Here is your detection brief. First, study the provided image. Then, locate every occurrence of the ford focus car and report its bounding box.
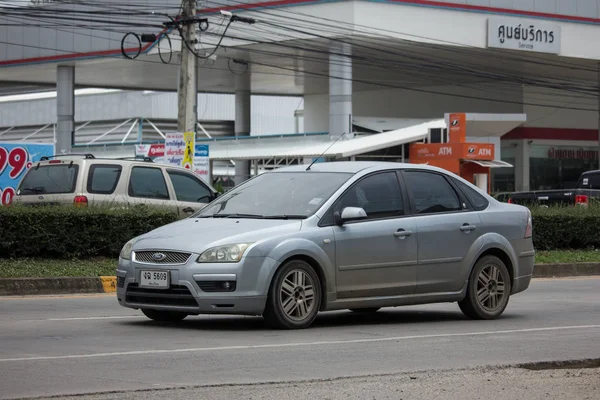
[116,161,535,329]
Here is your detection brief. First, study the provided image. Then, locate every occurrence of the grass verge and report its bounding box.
[534,250,600,265]
[1,250,600,279]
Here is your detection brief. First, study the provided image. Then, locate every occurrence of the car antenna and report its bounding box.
[306,131,348,171]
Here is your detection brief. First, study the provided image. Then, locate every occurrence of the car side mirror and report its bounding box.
[334,207,367,226]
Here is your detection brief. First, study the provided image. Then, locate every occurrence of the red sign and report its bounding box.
[548,147,598,160]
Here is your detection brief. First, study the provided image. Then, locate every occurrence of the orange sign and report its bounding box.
[409,143,494,161]
[448,113,466,143]
[462,143,494,160]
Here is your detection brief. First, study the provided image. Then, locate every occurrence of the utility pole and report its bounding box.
[177,0,197,134]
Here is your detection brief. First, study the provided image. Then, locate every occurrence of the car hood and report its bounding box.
[132,217,303,254]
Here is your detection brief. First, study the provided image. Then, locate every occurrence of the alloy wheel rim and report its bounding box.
[476,264,506,312]
[279,269,316,321]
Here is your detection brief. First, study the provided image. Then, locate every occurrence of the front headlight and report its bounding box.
[197,243,252,263]
[119,238,136,260]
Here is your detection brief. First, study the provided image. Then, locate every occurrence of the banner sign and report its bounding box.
[164,132,185,167]
[0,142,55,206]
[135,143,165,164]
[194,144,210,183]
[164,132,195,170]
[182,131,195,170]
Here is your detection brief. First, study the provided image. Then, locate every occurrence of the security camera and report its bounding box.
[220,10,233,17]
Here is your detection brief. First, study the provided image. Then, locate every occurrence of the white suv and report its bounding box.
[14,154,218,218]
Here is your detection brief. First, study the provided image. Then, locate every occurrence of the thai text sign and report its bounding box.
[194,144,210,183]
[487,18,560,54]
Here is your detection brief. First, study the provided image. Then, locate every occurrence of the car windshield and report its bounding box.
[196,171,352,218]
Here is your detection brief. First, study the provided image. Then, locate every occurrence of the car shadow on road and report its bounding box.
[120,308,524,331]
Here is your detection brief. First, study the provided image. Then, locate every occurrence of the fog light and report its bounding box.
[223,282,231,290]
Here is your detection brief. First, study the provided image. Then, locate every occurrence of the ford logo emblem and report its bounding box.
[152,252,167,261]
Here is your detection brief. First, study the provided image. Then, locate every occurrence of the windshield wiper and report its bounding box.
[20,187,45,194]
[211,213,266,219]
[263,215,306,220]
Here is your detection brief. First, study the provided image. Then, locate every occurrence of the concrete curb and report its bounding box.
[0,264,598,296]
[0,276,116,296]
[533,262,600,278]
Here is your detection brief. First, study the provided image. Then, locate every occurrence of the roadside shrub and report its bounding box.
[0,205,178,259]
[530,204,600,251]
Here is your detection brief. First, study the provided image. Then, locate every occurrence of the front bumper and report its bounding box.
[116,254,277,316]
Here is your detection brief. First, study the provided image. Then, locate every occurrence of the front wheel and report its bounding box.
[141,309,188,322]
[263,260,322,329]
[458,255,512,320]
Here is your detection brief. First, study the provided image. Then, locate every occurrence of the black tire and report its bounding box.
[349,307,381,313]
[458,255,512,320]
[263,259,322,329]
[141,309,188,322]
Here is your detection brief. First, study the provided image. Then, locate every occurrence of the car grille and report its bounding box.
[125,283,198,308]
[134,251,191,265]
[117,276,125,288]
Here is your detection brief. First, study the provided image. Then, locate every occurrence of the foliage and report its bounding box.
[530,204,600,251]
[0,257,116,278]
[0,205,178,259]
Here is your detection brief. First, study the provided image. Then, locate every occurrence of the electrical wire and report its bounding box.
[0,0,598,112]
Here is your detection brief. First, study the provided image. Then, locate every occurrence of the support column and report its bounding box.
[329,42,352,141]
[234,72,251,185]
[176,0,197,135]
[515,140,530,192]
[56,65,75,154]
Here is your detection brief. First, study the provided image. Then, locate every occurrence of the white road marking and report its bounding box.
[43,315,143,321]
[1,324,599,363]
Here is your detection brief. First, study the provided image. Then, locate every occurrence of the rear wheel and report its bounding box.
[263,260,322,329]
[141,309,188,322]
[458,255,511,320]
[349,307,381,313]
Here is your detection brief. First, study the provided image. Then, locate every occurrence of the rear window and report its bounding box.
[18,165,78,195]
[578,173,600,189]
[87,164,122,194]
[453,179,489,210]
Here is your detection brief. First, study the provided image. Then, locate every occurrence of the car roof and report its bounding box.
[581,170,600,176]
[272,161,445,175]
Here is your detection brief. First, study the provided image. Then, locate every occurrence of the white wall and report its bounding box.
[523,86,599,129]
[304,84,524,132]
[0,91,302,136]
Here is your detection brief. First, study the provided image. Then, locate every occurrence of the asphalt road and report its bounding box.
[1,277,599,400]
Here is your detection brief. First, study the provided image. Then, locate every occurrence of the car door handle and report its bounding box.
[394,229,412,238]
[460,224,476,232]
[183,207,194,213]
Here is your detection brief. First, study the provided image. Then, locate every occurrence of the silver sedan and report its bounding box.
[116,161,535,329]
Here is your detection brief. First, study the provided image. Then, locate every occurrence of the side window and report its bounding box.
[87,164,122,195]
[403,171,461,214]
[335,172,404,219]
[167,171,212,203]
[128,167,170,200]
[453,179,489,211]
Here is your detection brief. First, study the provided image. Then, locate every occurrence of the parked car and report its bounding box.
[13,154,218,218]
[116,161,535,329]
[508,170,600,207]
[493,192,513,203]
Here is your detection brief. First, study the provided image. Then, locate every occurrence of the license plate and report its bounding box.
[139,270,169,289]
